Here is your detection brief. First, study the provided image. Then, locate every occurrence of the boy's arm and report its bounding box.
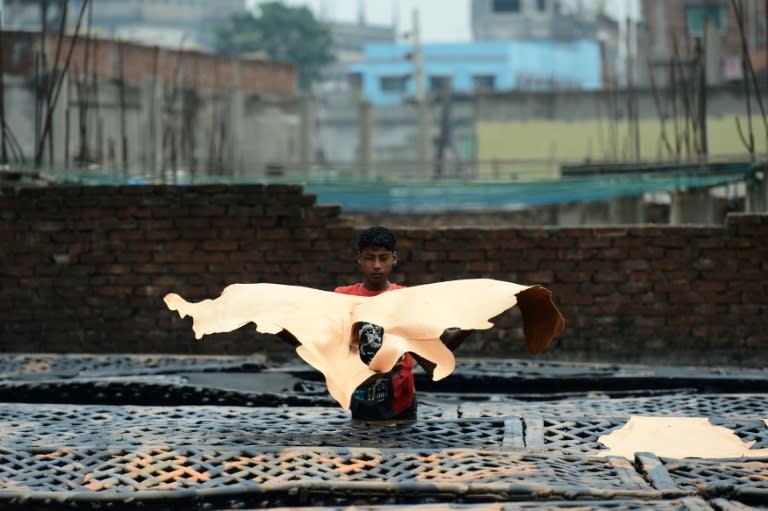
[412,328,473,377]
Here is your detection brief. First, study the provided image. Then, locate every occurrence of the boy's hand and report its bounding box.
[440,328,473,352]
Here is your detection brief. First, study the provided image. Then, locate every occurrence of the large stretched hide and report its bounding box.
[164,279,564,409]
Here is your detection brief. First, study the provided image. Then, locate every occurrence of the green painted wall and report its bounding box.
[477,115,767,179]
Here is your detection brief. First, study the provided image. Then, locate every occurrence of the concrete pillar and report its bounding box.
[555,203,583,226]
[746,173,768,212]
[609,195,643,224]
[670,191,684,224]
[417,99,432,179]
[749,0,759,52]
[228,85,244,177]
[228,57,244,177]
[634,23,650,88]
[762,175,768,213]
[358,100,373,179]
[299,93,315,177]
[653,1,668,61]
[50,68,68,167]
[581,201,612,225]
[669,188,718,224]
[556,201,612,226]
[142,76,162,180]
[704,16,722,86]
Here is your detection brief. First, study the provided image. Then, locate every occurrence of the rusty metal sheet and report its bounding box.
[663,457,768,496]
[524,416,624,455]
[637,452,768,505]
[452,359,768,381]
[0,403,515,450]
[263,497,720,510]
[709,498,768,510]
[1,354,766,510]
[461,394,768,420]
[0,446,659,505]
[530,416,768,456]
[0,353,266,380]
[709,418,768,449]
[266,358,768,395]
[1,403,765,456]
[0,379,336,407]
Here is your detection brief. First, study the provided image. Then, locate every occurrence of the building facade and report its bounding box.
[1,0,245,50]
[469,0,619,88]
[475,86,766,179]
[471,0,598,41]
[316,20,396,95]
[642,0,767,84]
[1,30,303,179]
[348,40,602,106]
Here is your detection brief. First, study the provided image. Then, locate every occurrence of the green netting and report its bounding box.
[10,161,756,213]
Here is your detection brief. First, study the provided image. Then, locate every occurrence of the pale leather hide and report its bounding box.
[598,416,768,459]
[164,278,564,409]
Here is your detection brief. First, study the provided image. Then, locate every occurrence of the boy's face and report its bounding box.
[357,246,397,290]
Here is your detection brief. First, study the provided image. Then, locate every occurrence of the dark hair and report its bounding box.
[358,226,396,252]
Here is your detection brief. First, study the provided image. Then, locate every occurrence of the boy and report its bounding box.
[336,226,471,420]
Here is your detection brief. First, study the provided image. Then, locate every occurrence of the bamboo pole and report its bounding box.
[34,0,89,167]
[0,10,7,164]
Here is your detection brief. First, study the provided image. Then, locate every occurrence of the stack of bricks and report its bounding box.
[0,184,765,366]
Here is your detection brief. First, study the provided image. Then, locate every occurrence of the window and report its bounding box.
[536,0,547,11]
[380,75,408,93]
[686,5,726,36]
[429,75,452,93]
[493,0,520,13]
[472,75,496,91]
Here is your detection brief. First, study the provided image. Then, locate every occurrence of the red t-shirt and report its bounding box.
[334,282,416,418]
[334,282,406,296]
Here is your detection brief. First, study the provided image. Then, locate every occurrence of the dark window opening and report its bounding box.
[472,75,496,91]
[686,5,726,36]
[493,0,521,13]
[429,76,452,93]
[380,75,408,93]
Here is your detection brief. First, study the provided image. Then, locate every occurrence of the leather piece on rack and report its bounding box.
[598,416,768,458]
[164,279,564,409]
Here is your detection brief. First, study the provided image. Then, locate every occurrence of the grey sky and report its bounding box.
[248,0,641,42]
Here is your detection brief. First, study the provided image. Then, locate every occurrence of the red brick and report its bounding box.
[595,248,626,259]
[653,260,684,271]
[132,263,166,274]
[500,239,532,250]
[519,271,554,283]
[557,294,594,305]
[449,250,484,261]
[654,282,691,293]
[109,230,144,242]
[466,261,501,273]
[577,238,612,248]
[576,261,615,271]
[692,281,728,292]
[593,227,628,238]
[174,264,207,274]
[202,241,239,252]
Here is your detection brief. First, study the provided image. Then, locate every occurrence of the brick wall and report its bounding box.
[1,185,766,366]
[1,30,296,96]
